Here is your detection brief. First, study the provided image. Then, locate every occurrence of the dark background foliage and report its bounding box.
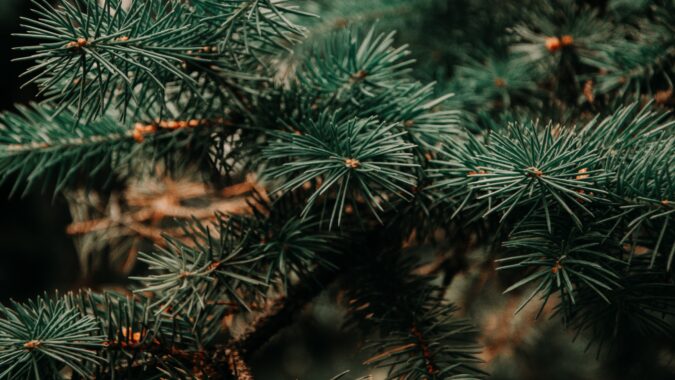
[0,0,79,303]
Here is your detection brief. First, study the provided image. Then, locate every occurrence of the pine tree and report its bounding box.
[0,0,673,379]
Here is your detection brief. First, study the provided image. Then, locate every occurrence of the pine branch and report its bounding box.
[450,52,544,114]
[511,0,616,66]
[2,0,675,377]
[0,294,104,379]
[16,0,309,120]
[431,119,608,229]
[225,262,343,360]
[342,250,486,379]
[227,194,342,290]
[362,303,485,380]
[130,213,269,318]
[497,215,625,316]
[0,103,226,197]
[561,258,675,354]
[582,1,675,103]
[264,112,418,228]
[296,27,414,104]
[427,101,674,349]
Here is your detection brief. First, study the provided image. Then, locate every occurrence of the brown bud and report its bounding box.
[345,158,360,169]
[551,261,562,274]
[23,340,41,350]
[526,167,543,177]
[583,80,594,103]
[655,88,673,105]
[351,70,367,81]
[545,37,561,52]
[132,129,144,143]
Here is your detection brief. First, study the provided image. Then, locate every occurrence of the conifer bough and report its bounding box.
[0,0,673,379]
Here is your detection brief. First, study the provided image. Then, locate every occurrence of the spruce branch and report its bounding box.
[224,262,343,361]
[18,0,207,120]
[561,259,675,354]
[0,294,104,379]
[267,25,460,161]
[427,133,492,224]
[342,250,486,379]
[432,120,607,229]
[189,0,311,50]
[577,102,675,269]
[450,53,544,113]
[582,1,675,103]
[582,36,675,102]
[131,214,268,318]
[2,0,674,377]
[65,291,202,378]
[228,194,342,290]
[296,27,415,105]
[497,216,625,316]
[16,0,310,120]
[0,104,223,197]
[353,82,461,148]
[511,0,615,65]
[428,101,673,349]
[362,303,485,380]
[264,112,418,228]
[608,138,674,269]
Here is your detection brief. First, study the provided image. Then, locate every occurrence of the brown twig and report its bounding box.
[229,264,343,360]
[410,323,438,375]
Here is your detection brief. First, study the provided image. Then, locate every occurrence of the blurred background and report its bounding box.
[0,0,80,303]
[0,1,674,379]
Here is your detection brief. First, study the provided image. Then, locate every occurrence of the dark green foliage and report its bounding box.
[16,0,307,121]
[65,291,205,378]
[577,103,675,268]
[133,195,343,322]
[264,112,417,227]
[0,294,103,379]
[363,302,485,379]
[562,261,675,352]
[451,53,543,112]
[132,214,268,316]
[430,120,607,228]
[0,290,224,379]
[1,0,674,378]
[498,216,625,314]
[0,104,131,196]
[512,0,615,65]
[298,27,413,103]
[18,0,209,120]
[467,121,605,227]
[0,103,218,197]
[582,0,675,102]
[429,100,674,354]
[232,196,341,288]
[342,250,486,379]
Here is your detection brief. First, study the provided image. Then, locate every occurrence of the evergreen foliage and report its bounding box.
[0,0,673,378]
